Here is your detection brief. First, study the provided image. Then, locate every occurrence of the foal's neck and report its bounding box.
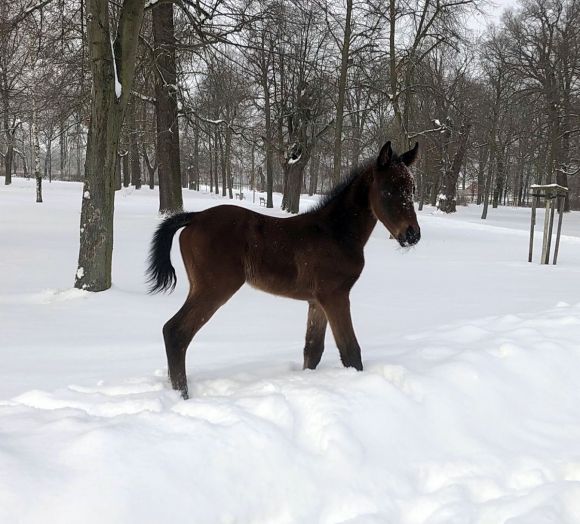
[317,171,377,249]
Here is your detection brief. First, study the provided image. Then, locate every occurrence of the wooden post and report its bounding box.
[541,197,551,264]
[553,195,565,265]
[545,196,556,264]
[528,195,537,262]
[529,184,567,264]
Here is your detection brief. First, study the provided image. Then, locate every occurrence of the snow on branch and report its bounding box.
[110,36,122,100]
[131,91,156,104]
[557,165,580,177]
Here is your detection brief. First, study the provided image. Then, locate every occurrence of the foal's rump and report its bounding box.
[147,205,256,294]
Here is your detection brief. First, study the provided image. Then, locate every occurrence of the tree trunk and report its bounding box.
[492,154,504,209]
[115,153,122,190]
[33,107,42,203]
[213,132,219,194]
[76,122,82,181]
[225,127,233,199]
[331,0,353,185]
[4,144,13,184]
[481,159,494,220]
[476,145,488,205]
[282,157,308,214]
[260,47,274,208]
[153,2,183,214]
[438,122,471,213]
[122,151,130,187]
[208,134,214,192]
[60,122,66,180]
[190,123,199,190]
[45,136,52,183]
[128,101,142,189]
[143,146,156,189]
[75,0,145,292]
[309,149,320,196]
[1,72,14,184]
[218,132,227,197]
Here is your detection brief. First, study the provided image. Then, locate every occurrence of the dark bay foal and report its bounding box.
[147,140,421,398]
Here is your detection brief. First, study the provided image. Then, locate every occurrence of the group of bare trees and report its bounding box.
[1,0,579,290]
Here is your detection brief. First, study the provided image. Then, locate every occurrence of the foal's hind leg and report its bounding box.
[303,302,328,370]
[164,280,242,398]
[319,293,363,371]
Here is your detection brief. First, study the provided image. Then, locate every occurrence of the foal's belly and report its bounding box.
[244,250,315,301]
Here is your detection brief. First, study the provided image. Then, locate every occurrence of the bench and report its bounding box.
[259,197,266,206]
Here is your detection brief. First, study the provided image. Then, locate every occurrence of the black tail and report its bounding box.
[147,212,196,294]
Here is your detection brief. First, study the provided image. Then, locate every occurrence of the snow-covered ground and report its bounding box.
[1,177,580,524]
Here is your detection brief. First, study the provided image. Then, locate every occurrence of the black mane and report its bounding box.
[304,159,374,215]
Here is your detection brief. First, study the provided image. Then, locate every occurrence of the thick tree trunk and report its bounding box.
[74,0,145,292]
[153,2,183,214]
[4,144,13,184]
[282,157,308,214]
[438,122,471,213]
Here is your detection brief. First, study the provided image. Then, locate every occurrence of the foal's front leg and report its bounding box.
[303,302,328,370]
[319,293,363,371]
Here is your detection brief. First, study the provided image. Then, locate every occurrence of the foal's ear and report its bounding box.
[377,141,393,168]
[400,142,419,166]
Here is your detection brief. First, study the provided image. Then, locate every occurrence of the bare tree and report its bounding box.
[74,0,145,292]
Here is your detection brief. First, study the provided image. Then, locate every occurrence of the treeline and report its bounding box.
[1,0,579,289]
[3,0,579,212]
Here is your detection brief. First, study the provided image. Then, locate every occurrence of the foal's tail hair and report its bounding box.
[147,212,196,294]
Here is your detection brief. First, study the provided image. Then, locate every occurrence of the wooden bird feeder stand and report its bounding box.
[528,184,568,265]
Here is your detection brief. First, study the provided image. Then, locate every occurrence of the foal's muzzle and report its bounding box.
[398,226,421,247]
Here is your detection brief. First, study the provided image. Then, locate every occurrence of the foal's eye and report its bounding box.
[381,190,392,198]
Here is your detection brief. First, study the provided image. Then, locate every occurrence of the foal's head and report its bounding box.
[369,141,421,247]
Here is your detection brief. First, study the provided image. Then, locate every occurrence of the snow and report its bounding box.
[109,36,122,99]
[1,177,580,523]
[288,153,302,165]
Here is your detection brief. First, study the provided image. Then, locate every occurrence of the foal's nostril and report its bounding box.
[406,226,421,245]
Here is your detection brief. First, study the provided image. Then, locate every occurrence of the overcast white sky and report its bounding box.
[469,0,520,33]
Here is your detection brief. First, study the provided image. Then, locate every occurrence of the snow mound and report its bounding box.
[1,304,580,523]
